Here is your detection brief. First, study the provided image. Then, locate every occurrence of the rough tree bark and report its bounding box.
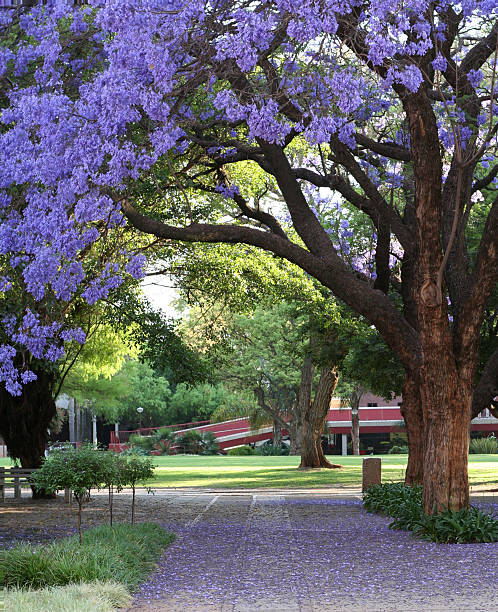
[400,370,424,485]
[287,406,303,455]
[405,92,473,512]
[0,366,57,498]
[272,419,282,446]
[299,363,342,469]
[349,387,363,456]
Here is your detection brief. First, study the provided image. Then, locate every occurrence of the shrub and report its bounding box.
[227,445,256,456]
[119,455,155,523]
[469,436,498,454]
[31,445,112,543]
[388,445,409,454]
[363,482,422,518]
[413,506,498,543]
[0,523,174,590]
[363,483,498,543]
[200,431,220,455]
[128,434,155,452]
[176,429,203,454]
[175,430,220,454]
[255,442,290,456]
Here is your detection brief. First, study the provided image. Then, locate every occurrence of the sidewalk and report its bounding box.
[129,493,498,612]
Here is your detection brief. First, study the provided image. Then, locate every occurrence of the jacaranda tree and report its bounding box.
[0,1,497,513]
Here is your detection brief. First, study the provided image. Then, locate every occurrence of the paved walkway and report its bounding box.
[129,493,498,612]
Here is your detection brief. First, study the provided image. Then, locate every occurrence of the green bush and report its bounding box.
[176,429,203,454]
[0,523,174,590]
[363,483,498,543]
[255,443,290,456]
[227,445,256,456]
[414,506,498,543]
[388,445,409,454]
[128,434,155,452]
[469,436,498,454]
[175,430,220,454]
[200,431,220,455]
[31,445,113,543]
[363,482,422,518]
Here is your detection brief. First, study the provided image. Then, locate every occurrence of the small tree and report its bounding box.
[31,445,109,543]
[120,455,155,524]
[101,451,125,526]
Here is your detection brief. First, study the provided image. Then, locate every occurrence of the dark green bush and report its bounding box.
[363,483,498,543]
[469,436,498,454]
[388,445,409,454]
[200,431,220,455]
[414,506,498,543]
[0,523,174,590]
[363,482,422,519]
[176,430,203,454]
[128,434,155,452]
[227,445,256,456]
[255,443,290,456]
[175,430,219,454]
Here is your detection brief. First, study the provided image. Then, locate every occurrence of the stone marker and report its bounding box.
[362,457,381,491]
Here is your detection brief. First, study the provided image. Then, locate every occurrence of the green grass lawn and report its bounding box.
[1,454,496,489]
[148,454,498,489]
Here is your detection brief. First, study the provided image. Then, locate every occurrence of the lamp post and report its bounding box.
[137,406,143,431]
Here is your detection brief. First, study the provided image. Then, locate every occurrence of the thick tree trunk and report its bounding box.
[404,93,474,513]
[421,377,471,513]
[0,367,57,499]
[299,366,342,469]
[400,371,424,485]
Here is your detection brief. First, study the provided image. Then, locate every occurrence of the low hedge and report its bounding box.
[0,523,174,590]
[363,483,498,543]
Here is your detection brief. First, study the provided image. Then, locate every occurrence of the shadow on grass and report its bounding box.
[150,466,406,488]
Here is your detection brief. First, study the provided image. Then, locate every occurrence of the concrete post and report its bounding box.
[341,433,348,456]
[362,457,382,491]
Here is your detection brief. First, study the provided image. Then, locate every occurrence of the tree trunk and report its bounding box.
[351,407,360,455]
[404,93,473,513]
[273,419,282,446]
[288,415,303,455]
[421,376,471,513]
[0,366,57,498]
[299,366,342,469]
[400,370,424,485]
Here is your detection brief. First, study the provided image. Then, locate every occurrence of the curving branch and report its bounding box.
[121,199,421,370]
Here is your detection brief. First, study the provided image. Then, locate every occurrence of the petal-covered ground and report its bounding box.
[131,494,498,612]
[2,491,497,611]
